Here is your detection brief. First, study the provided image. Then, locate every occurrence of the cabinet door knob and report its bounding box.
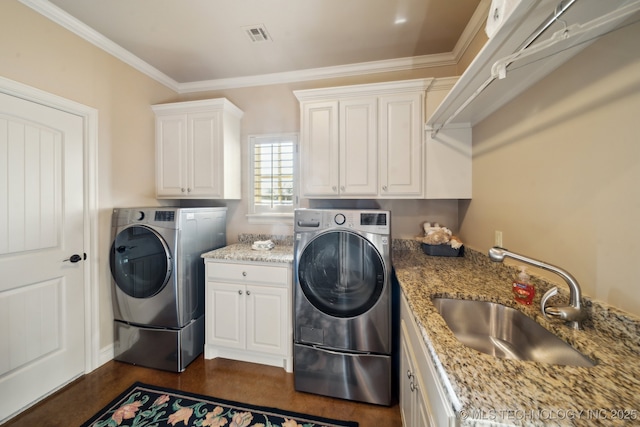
[332,186,337,192]
[187,188,191,193]
[242,271,247,277]
[382,185,388,191]
[181,188,186,193]
[410,381,418,392]
[340,185,345,191]
[238,290,243,295]
[246,290,251,296]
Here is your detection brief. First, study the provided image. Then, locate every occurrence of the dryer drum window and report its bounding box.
[298,231,385,318]
[110,225,172,298]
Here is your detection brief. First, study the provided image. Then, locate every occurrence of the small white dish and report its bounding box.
[252,244,274,251]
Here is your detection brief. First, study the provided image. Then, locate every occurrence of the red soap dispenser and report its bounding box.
[513,266,535,305]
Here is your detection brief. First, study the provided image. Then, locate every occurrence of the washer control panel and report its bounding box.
[295,209,390,234]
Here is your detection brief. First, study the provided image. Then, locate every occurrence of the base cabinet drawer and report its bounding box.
[206,261,289,285]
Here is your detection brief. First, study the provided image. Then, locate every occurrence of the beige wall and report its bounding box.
[459,21,640,317]
[457,25,488,74]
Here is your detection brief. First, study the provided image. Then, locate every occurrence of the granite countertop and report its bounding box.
[393,243,640,427]
[201,234,294,264]
[201,243,294,264]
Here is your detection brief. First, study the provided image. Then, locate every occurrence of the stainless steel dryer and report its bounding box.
[110,207,226,372]
[293,208,393,405]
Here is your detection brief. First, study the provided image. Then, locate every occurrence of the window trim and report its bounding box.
[247,133,298,225]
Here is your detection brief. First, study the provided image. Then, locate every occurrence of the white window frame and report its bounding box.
[247,133,298,224]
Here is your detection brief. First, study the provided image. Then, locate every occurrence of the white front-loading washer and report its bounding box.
[293,208,394,405]
[110,207,226,372]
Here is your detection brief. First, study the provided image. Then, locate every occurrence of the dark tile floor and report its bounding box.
[3,357,402,426]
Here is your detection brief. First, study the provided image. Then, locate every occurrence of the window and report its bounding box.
[248,133,297,223]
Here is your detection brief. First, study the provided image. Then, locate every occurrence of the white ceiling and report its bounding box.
[22,0,486,92]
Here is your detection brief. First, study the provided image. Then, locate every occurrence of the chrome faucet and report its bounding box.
[488,247,587,330]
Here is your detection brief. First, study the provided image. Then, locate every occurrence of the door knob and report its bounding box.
[64,254,84,263]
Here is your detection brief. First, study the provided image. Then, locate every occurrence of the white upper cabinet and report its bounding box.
[152,98,243,199]
[296,78,473,199]
[295,79,431,199]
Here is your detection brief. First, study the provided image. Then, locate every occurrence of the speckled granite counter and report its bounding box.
[201,243,293,264]
[393,242,640,426]
[202,234,294,264]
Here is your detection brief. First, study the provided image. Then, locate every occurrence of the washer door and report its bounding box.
[110,225,172,298]
[298,230,384,318]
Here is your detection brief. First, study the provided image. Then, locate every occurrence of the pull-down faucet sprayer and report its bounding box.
[488,247,586,330]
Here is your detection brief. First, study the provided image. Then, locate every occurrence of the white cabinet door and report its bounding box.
[401,320,433,427]
[400,324,417,426]
[339,98,378,196]
[188,111,222,197]
[206,282,245,350]
[300,101,339,196]
[156,114,188,197]
[246,285,288,355]
[379,92,423,197]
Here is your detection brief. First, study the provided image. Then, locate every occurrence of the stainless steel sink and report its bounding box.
[432,298,596,367]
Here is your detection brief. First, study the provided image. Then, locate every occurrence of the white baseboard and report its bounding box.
[98,344,114,367]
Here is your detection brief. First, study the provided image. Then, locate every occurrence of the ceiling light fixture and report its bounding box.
[394,17,407,24]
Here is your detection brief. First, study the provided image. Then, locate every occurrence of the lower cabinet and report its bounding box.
[400,293,457,426]
[400,324,431,426]
[204,260,292,372]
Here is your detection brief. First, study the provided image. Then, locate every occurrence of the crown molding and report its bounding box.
[178,54,455,93]
[20,0,487,94]
[19,0,181,92]
[293,78,436,101]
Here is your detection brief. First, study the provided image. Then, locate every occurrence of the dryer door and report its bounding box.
[110,225,172,298]
[298,230,384,318]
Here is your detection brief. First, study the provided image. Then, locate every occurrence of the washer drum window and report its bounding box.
[110,225,172,299]
[297,231,384,318]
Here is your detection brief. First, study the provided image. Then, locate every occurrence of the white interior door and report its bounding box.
[0,92,85,421]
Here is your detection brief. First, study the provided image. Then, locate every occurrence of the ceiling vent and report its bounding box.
[243,24,272,43]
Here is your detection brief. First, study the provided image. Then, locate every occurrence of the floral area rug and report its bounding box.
[80,382,358,427]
